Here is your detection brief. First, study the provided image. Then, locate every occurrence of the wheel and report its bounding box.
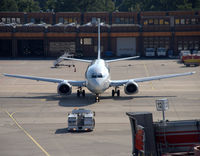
[117,90,120,97]
[77,90,80,97]
[95,96,100,102]
[82,90,85,97]
[112,90,115,97]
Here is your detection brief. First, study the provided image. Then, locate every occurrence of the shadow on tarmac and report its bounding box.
[0,93,176,107]
[55,127,92,134]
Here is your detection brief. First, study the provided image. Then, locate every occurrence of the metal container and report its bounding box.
[154,120,200,154]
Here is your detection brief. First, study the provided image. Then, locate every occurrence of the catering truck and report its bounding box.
[68,108,95,132]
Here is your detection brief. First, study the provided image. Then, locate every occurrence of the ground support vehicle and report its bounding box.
[157,48,166,57]
[145,48,155,57]
[68,108,95,132]
[179,50,191,62]
[184,55,200,67]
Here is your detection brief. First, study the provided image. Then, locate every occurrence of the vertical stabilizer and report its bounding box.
[97,18,101,60]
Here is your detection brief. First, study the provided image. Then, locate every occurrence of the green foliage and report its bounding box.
[176,0,193,10]
[0,0,18,12]
[17,0,40,12]
[0,0,199,12]
[46,0,56,11]
[116,0,200,11]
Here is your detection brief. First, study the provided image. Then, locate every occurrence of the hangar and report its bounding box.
[0,11,199,57]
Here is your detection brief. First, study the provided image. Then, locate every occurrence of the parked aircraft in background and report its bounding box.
[4,19,195,102]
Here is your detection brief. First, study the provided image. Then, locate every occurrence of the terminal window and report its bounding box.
[159,19,164,25]
[181,19,185,24]
[164,19,169,25]
[191,18,196,24]
[80,38,92,45]
[175,19,180,25]
[154,19,159,25]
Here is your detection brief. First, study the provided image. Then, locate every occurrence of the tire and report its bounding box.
[112,90,115,97]
[77,90,80,97]
[117,90,120,97]
[95,97,100,102]
[82,90,85,97]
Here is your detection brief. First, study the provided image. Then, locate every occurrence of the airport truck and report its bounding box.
[157,47,166,57]
[68,108,95,132]
[145,48,155,57]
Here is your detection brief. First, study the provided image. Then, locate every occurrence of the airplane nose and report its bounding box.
[90,79,104,91]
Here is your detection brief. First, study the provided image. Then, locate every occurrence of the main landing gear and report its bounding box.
[95,94,100,102]
[112,87,120,97]
[77,87,85,97]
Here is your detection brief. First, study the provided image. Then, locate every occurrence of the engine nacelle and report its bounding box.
[57,82,72,96]
[124,81,139,95]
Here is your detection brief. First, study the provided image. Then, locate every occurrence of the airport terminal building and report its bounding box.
[0,11,200,57]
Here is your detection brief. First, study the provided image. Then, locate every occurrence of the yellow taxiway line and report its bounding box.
[4,110,50,156]
[143,63,155,90]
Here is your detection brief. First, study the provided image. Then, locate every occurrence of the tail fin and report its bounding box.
[97,18,101,60]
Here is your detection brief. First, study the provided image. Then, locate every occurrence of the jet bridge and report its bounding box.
[126,112,200,156]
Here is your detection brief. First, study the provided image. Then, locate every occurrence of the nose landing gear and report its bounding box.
[112,87,120,97]
[95,94,100,102]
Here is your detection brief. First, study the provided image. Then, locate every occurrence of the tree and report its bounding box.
[17,0,40,12]
[78,0,104,12]
[46,0,57,12]
[0,0,18,12]
[189,0,200,9]
[195,0,200,9]
[176,0,193,10]
[52,0,80,12]
[35,0,46,11]
[99,0,115,12]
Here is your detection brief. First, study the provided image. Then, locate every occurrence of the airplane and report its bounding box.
[3,19,195,102]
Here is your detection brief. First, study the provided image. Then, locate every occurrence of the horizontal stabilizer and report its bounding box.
[106,56,140,63]
[60,57,92,63]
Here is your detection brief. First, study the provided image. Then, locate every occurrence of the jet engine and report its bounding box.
[57,82,72,96]
[124,81,139,95]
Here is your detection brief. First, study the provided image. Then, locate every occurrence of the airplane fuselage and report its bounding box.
[85,59,110,94]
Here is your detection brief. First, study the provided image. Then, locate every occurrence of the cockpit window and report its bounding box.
[91,74,97,78]
[97,73,103,78]
[91,73,103,78]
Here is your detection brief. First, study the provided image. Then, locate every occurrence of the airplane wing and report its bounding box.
[110,71,195,86]
[106,56,140,63]
[60,57,92,63]
[3,73,86,87]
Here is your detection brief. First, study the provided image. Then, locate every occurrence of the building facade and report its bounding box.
[0,11,200,57]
